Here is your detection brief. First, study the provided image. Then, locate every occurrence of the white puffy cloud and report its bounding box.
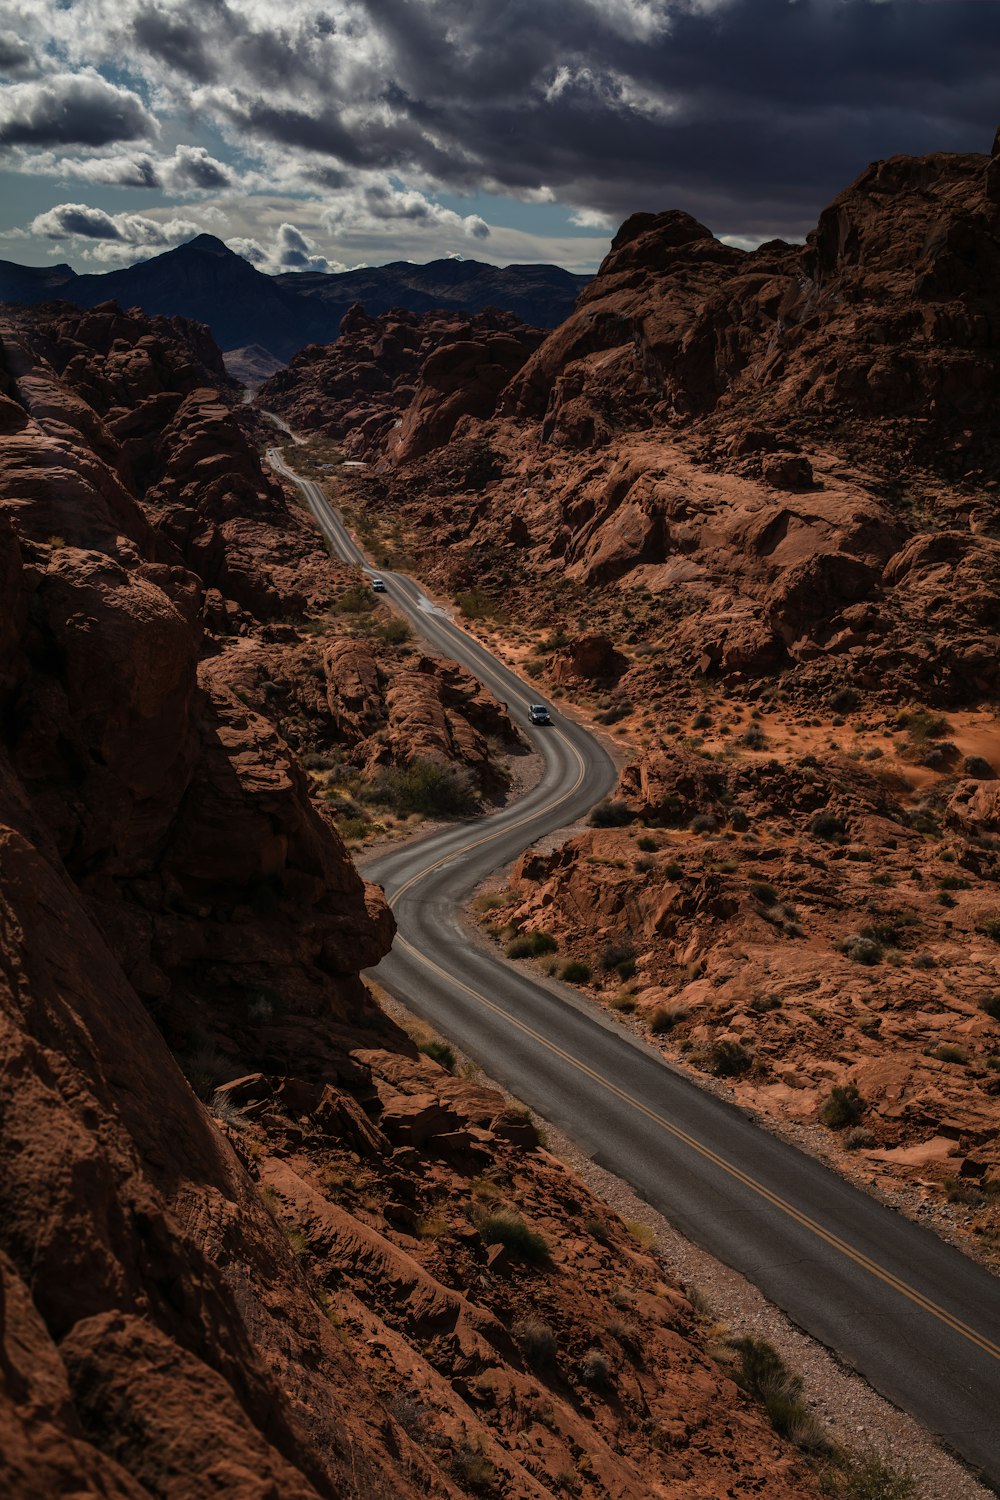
[29,200,202,261]
[2,0,997,257]
[0,70,156,147]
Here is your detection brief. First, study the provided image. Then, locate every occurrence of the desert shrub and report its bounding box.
[616,957,637,979]
[505,930,557,959]
[820,1449,916,1500]
[664,860,683,879]
[809,810,845,839]
[741,723,767,750]
[843,1126,875,1150]
[182,1040,239,1101]
[750,881,779,905]
[650,1004,687,1033]
[336,583,372,613]
[750,993,782,1014]
[374,757,476,817]
[589,798,630,827]
[728,1337,829,1453]
[455,587,504,621]
[512,1316,557,1364]
[692,710,713,729]
[897,707,949,742]
[704,1039,752,1077]
[829,686,860,712]
[375,616,411,645]
[689,812,717,833]
[912,950,936,969]
[420,1039,457,1072]
[599,941,634,973]
[820,1083,865,1129]
[938,873,970,890]
[981,994,1000,1021]
[979,916,1000,943]
[451,1441,499,1495]
[337,815,371,842]
[584,1214,611,1244]
[931,1043,968,1064]
[561,959,592,984]
[389,1393,431,1440]
[963,754,994,778]
[636,835,658,851]
[580,1349,612,1387]
[609,991,637,1013]
[840,935,883,965]
[475,1210,549,1264]
[625,1219,656,1248]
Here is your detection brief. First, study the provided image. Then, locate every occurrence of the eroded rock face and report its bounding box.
[257,304,543,461]
[1,305,823,1498]
[334,138,1000,708]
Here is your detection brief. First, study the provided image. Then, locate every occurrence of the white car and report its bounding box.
[370,577,387,592]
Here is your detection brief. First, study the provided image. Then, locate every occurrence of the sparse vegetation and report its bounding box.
[455,587,506,622]
[475,1210,550,1264]
[820,1449,916,1499]
[505,929,558,959]
[561,959,592,983]
[512,1316,557,1365]
[727,1336,829,1453]
[820,1083,865,1129]
[580,1348,612,1387]
[419,1038,457,1072]
[373,757,477,817]
[589,798,630,827]
[702,1039,752,1077]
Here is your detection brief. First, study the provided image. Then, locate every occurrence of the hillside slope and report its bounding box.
[0,303,823,1499]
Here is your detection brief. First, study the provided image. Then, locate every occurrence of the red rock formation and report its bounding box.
[1,304,824,1498]
[257,304,542,461]
[340,139,1000,707]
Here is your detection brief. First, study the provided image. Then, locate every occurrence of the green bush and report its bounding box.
[505,930,558,959]
[420,1039,457,1072]
[375,616,411,645]
[589,799,630,827]
[704,1039,752,1077]
[820,1450,916,1500]
[455,587,505,621]
[336,583,372,613]
[561,959,592,984]
[728,1337,829,1453]
[820,1082,865,1129]
[373,758,477,817]
[931,1043,968,1065]
[476,1210,550,1264]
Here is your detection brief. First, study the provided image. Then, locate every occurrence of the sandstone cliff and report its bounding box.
[0,304,823,1498]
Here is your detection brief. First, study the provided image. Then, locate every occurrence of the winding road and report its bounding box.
[268,441,1000,1490]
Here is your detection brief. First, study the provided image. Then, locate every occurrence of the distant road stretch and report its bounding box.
[267,440,1000,1489]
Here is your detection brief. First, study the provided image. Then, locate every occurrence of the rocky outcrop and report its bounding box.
[340,137,1000,709]
[0,302,831,1499]
[257,304,542,461]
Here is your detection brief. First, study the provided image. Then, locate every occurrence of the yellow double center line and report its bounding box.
[386,732,1000,1364]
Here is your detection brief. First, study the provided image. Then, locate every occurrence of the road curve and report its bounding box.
[268,441,1000,1489]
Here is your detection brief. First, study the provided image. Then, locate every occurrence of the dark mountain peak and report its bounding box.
[181,233,236,257]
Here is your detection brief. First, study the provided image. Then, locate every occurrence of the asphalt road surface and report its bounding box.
[268,439,1000,1489]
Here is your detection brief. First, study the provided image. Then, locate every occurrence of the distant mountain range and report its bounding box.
[0,234,591,360]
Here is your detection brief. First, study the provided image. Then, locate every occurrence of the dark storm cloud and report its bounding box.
[0,30,35,76]
[0,72,156,148]
[26,0,1000,242]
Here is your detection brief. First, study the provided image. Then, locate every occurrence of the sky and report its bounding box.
[0,0,998,278]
